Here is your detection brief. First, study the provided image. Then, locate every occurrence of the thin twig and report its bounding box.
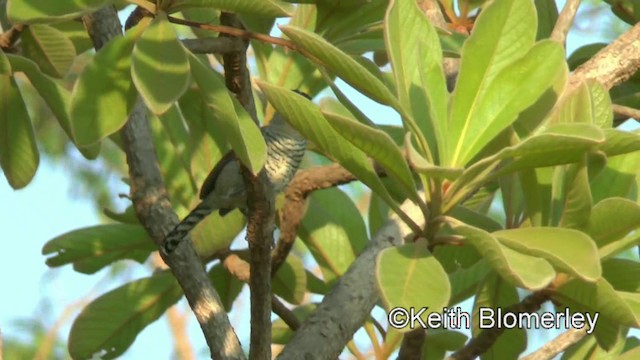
[613,103,640,121]
[0,24,23,51]
[182,38,246,54]
[550,0,581,46]
[272,296,301,330]
[521,328,588,360]
[82,6,244,359]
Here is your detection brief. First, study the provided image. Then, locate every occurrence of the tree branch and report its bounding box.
[550,0,581,46]
[521,328,588,360]
[568,22,640,92]
[219,12,273,360]
[271,163,360,275]
[82,6,244,359]
[446,291,551,360]
[183,37,246,54]
[276,197,425,359]
[613,103,640,125]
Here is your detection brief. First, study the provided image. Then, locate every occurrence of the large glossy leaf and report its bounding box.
[586,198,640,247]
[449,259,491,305]
[42,224,155,274]
[273,253,307,305]
[449,220,555,290]
[7,54,100,159]
[68,272,183,359]
[188,53,266,174]
[450,40,566,166]
[494,227,600,282]
[599,128,640,157]
[591,148,640,203]
[21,24,76,78]
[7,0,110,23]
[323,111,417,200]
[168,0,293,17]
[0,76,39,189]
[279,25,398,107]
[558,158,592,230]
[555,278,640,328]
[448,0,536,166]
[132,13,190,115]
[298,188,368,284]
[376,241,450,332]
[0,50,10,74]
[547,80,613,128]
[70,19,150,147]
[385,0,447,161]
[422,330,468,360]
[208,263,244,311]
[602,258,640,292]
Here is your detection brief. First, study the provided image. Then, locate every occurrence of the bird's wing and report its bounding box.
[199,150,237,200]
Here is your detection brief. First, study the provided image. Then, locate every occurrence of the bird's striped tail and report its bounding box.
[162,203,213,253]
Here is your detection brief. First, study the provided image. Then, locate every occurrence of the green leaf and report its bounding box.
[279,25,398,106]
[273,254,307,305]
[472,272,526,360]
[449,220,555,290]
[208,264,244,311]
[591,148,640,203]
[423,330,468,359]
[586,198,640,247]
[50,20,94,54]
[0,50,10,74]
[42,224,155,274]
[495,123,605,175]
[299,188,368,284]
[448,0,537,166]
[368,192,391,237]
[189,55,267,174]
[450,40,566,166]
[602,258,640,292]
[558,159,592,230]
[494,227,600,282]
[385,0,448,161]
[70,18,149,147]
[534,0,558,40]
[599,129,640,157]
[132,13,190,115]
[323,111,417,200]
[376,241,451,332]
[21,24,76,78]
[168,0,293,17]
[555,278,640,328]
[547,80,613,128]
[8,54,100,159]
[7,0,110,23]
[258,81,399,209]
[68,272,183,359]
[191,210,246,258]
[188,54,266,174]
[0,76,39,189]
[449,259,491,305]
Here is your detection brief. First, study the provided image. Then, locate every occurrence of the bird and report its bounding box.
[162,92,309,253]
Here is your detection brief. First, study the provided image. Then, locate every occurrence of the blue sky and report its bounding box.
[1,1,638,359]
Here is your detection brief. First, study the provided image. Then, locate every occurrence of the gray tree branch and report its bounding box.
[82,6,244,359]
[277,198,425,359]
